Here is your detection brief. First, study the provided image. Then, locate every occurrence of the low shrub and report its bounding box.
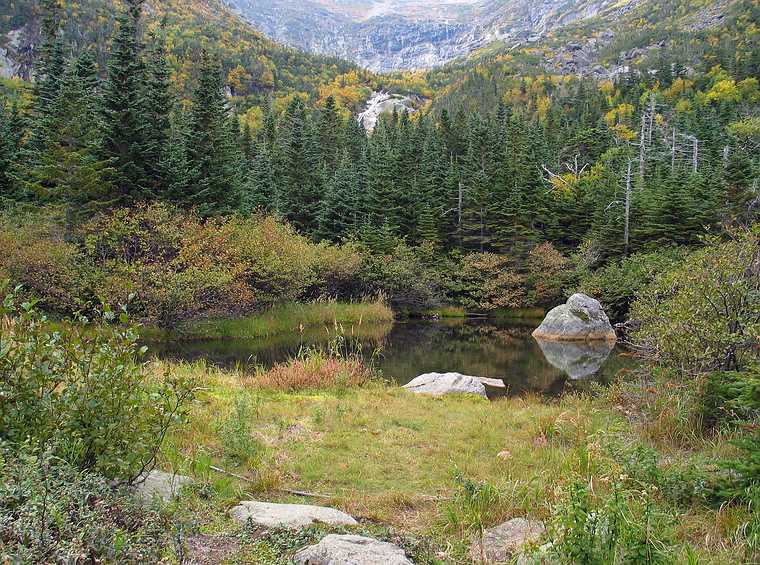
[0,286,194,480]
[576,248,685,322]
[630,228,760,373]
[546,478,678,565]
[0,446,168,563]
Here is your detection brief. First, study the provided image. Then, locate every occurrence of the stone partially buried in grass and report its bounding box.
[293,534,413,565]
[134,470,193,504]
[402,372,487,398]
[469,518,546,564]
[230,501,358,528]
[532,294,616,343]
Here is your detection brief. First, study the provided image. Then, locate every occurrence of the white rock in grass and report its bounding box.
[403,372,487,398]
[134,470,192,504]
[293,534,413,565]
[230,501,357,528]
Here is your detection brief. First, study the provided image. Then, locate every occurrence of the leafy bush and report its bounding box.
[527,242,571,308]
[453,253,526,312]
[630,228,760,373]
[0,214,84,314]
[0,287,194,480]
[576,248,685,322]
[0,446,168,563]
[359,242,441,313]
[80,204,251,327]
[547,479,677,565]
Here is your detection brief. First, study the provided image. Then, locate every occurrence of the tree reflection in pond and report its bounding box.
[148,318,637,397]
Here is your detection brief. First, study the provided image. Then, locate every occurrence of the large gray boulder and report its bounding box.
[134,470,192,504]
[403,372,487,398]
[469,518,546,563]
[293,534,413,565]
[535,339,615,380]
[230,501,357,528]
[532,294,616,343]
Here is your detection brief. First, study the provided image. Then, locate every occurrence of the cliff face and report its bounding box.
[222,0,643,72]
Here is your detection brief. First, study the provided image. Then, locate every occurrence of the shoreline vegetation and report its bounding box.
[145,299,395,341]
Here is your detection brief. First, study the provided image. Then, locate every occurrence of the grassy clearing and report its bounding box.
[183,299,393,340]
[152,359,750,563]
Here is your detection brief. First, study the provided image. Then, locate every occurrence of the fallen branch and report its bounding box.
[210,465,332,499]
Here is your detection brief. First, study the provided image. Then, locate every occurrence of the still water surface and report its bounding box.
[150,318,636,397]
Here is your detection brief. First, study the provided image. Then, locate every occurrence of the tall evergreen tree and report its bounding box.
[100,0,149,204]
[185,50,242,215]
[24,52,113,239]
[142,31,174,197]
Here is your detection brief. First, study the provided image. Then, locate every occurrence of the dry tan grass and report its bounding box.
[247,354,374,392]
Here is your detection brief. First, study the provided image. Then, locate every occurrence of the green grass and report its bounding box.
[152,359,751,564]
[177,300,393,340]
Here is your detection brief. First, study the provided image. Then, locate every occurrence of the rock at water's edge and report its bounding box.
[293,534,413,565]
[230,501,357,528]
[403,372,487,398]
[532,293,616,343]
[469,518,546,563]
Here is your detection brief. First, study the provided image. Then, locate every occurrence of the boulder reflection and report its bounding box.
[534,339,615,380]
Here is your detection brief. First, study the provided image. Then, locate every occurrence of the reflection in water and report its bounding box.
[534,339,615,380]
[148,318,636,397]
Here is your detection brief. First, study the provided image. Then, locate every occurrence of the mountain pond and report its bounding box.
[149,317,637,397]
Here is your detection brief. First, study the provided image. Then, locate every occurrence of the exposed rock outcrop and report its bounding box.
[532,294,616,343]
[403,372,488,398]
[230,501,357,528]
[293,534,413,565]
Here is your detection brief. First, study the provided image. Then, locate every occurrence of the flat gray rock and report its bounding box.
[134,470,192,504]
[535,339,614,379]
[532,294,616,343]
[403,372,487,398]
[470,518,546,563]
[230,501,357,528]
[293,534,413,565]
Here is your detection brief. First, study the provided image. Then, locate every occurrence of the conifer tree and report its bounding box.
[142,31,174,197]
[185,50,242,215]
[100,0,149,204]
[317,153,361,241]
[241,141,276,214]
[24,52,113,239]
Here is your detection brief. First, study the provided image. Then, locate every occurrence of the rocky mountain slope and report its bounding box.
[0,0,362,102]
[223,0,657,72]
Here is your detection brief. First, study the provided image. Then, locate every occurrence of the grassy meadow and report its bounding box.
[150,357,751,564]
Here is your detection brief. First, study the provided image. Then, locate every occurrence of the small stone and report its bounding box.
[229,501,357,528]
[134,470,192,504]
[293,534,413,565]
[469,518,546,564]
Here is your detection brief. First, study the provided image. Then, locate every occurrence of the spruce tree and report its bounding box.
[24,52,113,239]
[142,31,174,197]
[100,0,149,204]
[185,50,242,215]
[317,153,361,241]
